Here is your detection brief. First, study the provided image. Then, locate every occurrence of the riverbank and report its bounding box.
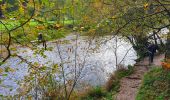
[116,54,164,100]
[79,65,135,100]
[80,54,164,100]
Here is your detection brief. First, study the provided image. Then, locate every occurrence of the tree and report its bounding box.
[0,0,170,99]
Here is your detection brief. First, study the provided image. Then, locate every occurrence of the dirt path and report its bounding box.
[116,54,165,100]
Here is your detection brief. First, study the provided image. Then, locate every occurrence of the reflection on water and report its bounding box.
[0,35,137,96]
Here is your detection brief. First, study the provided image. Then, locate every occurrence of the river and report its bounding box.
[0,35,137,96]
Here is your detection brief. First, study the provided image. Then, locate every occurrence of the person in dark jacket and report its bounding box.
[38,33,47,50]
[147,43,158,64]
[38,33,43,42]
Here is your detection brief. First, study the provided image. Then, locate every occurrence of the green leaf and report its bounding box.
[5,67,10,72]
[3,74,8,77]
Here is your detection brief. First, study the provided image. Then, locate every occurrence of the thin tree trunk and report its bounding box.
[153,31,158,46]
[115,37,118,69]
[56,42,68,99]
[155,32,164,47]
[166,31,170,59]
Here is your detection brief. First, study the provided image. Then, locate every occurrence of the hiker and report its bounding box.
[38,33,47,50]
[147,43,158,64]
[43,39,47,50]
[38,33,43,42]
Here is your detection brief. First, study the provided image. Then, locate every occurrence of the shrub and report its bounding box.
[81,86,107,100]
[81,65,134,100]
[105,73,120,92]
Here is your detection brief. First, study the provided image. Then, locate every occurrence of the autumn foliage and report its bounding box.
[161,59,170,70]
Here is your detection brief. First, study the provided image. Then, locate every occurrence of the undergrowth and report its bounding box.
[136,67,170,100]
[81,65,134,100]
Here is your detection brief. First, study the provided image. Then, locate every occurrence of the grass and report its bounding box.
[0,20,20,30]
[81,65,134,100]
[0,19,79,45]
[136,67,170,100]
[0,18,74,46]
[80,86,113,100]
[81,86,107,100]
[0,19,74,30]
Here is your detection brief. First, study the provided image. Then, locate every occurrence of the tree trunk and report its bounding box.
[166,32,170,59]
[155,32,164,47]
[153,31,158,46]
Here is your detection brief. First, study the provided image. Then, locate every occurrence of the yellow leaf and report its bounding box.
[94,0,102,8]
[19,6,24,14]
[0,68,3,74]
[9,68,15,73]
[112,16,117,19]
[36,26,45,30]
[144,3,149,10]
[28,96,32,100]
